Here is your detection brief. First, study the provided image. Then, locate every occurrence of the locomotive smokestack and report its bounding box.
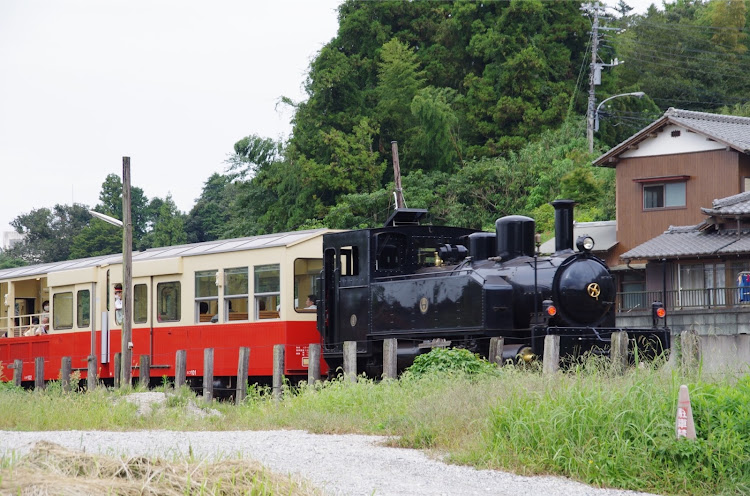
[552,199,575,253]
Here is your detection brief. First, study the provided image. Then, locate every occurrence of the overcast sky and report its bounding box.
[0,0,342,232]
[0,0,658,235]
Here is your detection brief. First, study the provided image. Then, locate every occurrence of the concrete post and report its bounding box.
[308,343,321,385]
[611,331,629,375]
[203,348,214,403]
[383,338,398,379]
[543,335,560,375]
[343,341,357,383]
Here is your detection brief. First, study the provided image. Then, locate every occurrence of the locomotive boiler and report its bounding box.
[318,200,669,374]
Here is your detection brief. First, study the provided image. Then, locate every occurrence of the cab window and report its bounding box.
[294,258,321,313]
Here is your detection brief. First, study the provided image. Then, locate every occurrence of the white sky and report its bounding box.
[0,0,659,234]
[0,0,342,232]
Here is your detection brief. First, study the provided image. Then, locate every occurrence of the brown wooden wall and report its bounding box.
[605,149,741,268]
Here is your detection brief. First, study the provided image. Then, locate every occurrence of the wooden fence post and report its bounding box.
[203,348,214,403]
[681,330,700,373]
[34,357,45,391]
[308,343,320,385]
[273,344,285,400]
[113,352,121,389]
[543,335,560,375]
[236,347,250,404]
[383,338,397,379]
[87,355,97,391]
[611,331,629,375]
[175,350,187,389]
[139,354,151,389]
[343,341,357,383]
[489,337,504,366]
[60,356,72,392]
[13,359,23,387]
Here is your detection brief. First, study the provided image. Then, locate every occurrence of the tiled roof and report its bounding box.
[594,108,750,166]
[700,190,750,216]
[621,223,750,260]
[666,108,750,152]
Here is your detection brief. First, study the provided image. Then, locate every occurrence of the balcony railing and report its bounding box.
[616,286,750,313]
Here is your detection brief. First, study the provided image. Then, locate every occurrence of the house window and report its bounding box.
[744,177,750,192]
[644,182,686,209]
[678,262,725,306]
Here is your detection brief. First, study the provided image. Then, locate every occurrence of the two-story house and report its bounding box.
[593,108,750,300]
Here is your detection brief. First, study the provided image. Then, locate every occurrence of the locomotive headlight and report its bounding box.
[576,235,595,252]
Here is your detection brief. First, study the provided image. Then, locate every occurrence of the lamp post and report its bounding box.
[594,91,646,139]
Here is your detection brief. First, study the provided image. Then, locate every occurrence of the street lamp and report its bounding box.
[88,210,123,228]
[595,91,645,132]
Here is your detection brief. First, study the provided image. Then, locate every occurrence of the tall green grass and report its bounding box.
[1,353,749,495]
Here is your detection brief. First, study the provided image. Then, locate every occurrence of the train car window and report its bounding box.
[254,264,280,319]
[294,258,322,313]
[157,282,181,322]
[195,270,218,324]
[339,247,359,276]
[53,292,73,330]
[375,233,406,271]
[134,284,148,323]
[76,290,90,328]
[225,267,249,321]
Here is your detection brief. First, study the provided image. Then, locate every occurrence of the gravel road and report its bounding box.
[0,430,661,496]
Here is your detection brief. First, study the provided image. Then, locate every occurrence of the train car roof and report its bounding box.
[0,228,333,281]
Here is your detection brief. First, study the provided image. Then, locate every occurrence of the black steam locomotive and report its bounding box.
[318,200,669,374]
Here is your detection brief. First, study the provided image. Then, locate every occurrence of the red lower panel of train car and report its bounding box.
[0,321,328,383]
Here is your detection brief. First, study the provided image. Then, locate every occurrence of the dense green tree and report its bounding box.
[139,195,187,249]
[69,218,122,259]
[185,173,237,243]
[9,204,91,263]
[0,250,26,269]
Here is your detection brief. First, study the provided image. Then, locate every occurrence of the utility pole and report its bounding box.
[585,1,602,154]
[584,2,624,153]
[121,157,133,388]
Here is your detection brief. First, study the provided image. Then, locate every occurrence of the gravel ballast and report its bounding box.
[0,430,661,496]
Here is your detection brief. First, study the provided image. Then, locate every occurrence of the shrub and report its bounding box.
[405,347,497,378]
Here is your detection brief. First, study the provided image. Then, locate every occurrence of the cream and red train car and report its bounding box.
[0,229,330,388]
